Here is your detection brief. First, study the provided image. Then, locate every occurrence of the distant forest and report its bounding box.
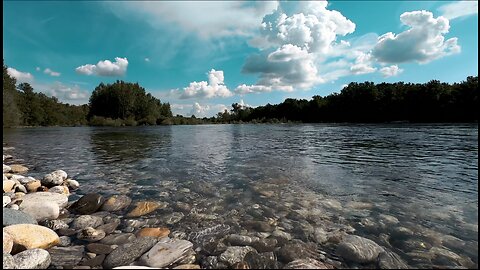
[3,61,478,127]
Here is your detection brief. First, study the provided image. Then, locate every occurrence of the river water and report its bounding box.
[3,124,478,268]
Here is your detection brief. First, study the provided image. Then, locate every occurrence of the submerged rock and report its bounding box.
[103,236,158,269]
[101,195,132,212]
[219,246,256,266]
[138,237,194,268]
[100,233,136,245]
[70,193,105,215]
[283,258,334,269]
[377,250,409,269]
[136,227,170,238]
[125,201,163,217]
[336,235,384,263]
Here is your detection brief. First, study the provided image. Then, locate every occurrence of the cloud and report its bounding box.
[350,52,377,75]
[171,102,228,117]
[379,65,403,78]
[76,57,128,76]
[372,10,460,64]
[438,1,478,20]
[7,67,34,83]
[39,81,90,105]
[44,68,61,77]
[173,69,233,99]
[190,102,210,116]
[144,57,150,62]
[35,67,41,72]
[107,1,278,39]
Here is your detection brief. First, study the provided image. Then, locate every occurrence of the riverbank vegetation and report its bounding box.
[3,61,478,127]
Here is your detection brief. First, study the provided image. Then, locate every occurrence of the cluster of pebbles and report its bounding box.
[3,147,478,269]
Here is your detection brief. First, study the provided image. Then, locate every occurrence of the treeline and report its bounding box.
[223,76,478,123]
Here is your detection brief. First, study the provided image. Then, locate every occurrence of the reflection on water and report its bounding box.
[3,123,478,267]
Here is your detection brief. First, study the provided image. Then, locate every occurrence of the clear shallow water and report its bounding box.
[3,124,478,267]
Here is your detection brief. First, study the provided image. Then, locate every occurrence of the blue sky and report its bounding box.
[3,1,478,117]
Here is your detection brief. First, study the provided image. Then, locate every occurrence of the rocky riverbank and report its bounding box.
[3,147,478,269]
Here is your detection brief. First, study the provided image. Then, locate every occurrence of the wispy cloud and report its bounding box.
[44,68,61,77]
[438,1,478,20]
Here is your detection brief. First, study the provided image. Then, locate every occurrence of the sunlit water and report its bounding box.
[3,124,478,268]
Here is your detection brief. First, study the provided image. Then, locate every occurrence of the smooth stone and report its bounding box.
[25,180,41,193]
[251,238,277,252]
[3,224,59,252]
[100,233,136,245]
[57,228,77,236]
[3,208,38,227]
[3,231,14,253]
[138,237,194,268]
[14,184,27,194]
[3,196,11,207]
[283,258,333,269]
[21,192,68,208]
[4,253,15,269]
[103,236,158,268]
[71,215,104,230]
[86,243,114,254]
[48,186,70,195]
[227,234,256,246]
[42,170,68,187]
[276,242,319,263]
[172,264,201,269]
[9,165,29,174]
[136,227,170,238]
[18,177,36,185]
[219,246,256,266]
[3,164,11,173]
[96,221,120,235]
[20,200,60,221]
[65,179,80,190]
[48,246,85,267]
[3,180,15,193]
[58,236,72,247]
[81,254,106,267]
[377,250,409,269]
[378,214,399,225]
[77,227,106,242]
[391,226,414,238]
[12,248,51,269]
[100,195,132,212]
[9,204,19,210]
[125,201,162,217]
[70,193,105,215]
[39,219,70,231]
[336,235,384,263]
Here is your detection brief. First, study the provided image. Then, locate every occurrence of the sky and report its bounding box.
[3,0,478,117]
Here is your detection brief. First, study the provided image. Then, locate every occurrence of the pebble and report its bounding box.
[12,248,51,269]
[96,221,120,235]
[20,200,60,221]
[103,236,158,268]
[3,231,14,253]
[136,227,170,238]
[70,193,105,215]
[227,234,256,246]
[48,246,85,267]
[2,206,36,227]
[100,195,132,212]
[86,243,114,254]
[100,233,136,245]
[9,164,29,174]
[3,253,15,269]
[77,227,106,242]
[71,215,104,230]
[3,224,60,252]
[138,237,194,268]
[3,195,11,207]
[336,235,384,263]
[65,179,80,190]
[21,192,68,208]
[219,246,256,266]
[25,180,41,193]
[377,250,409,269]
[251,238,278,252]
[283,258,333,269]
[126,201,163,217]
[3,179,15,192]
[42,170,68,187]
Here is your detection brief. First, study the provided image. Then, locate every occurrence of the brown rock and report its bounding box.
[3,224,60,252]
[3,180,16,193]
[136,227,170,238]
[86,243,113,254]
[25,180,41,193]
[126,201,162,217]
[3,231,14,253]
[9,164,29,174]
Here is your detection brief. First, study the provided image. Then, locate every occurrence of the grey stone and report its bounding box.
[86,243,114,255]
[48,246,85,267]
[42,170,67,187]
[100,195,132,212]
[227,234,256,246]
[283,258,333,269]
[336,235,384,263]
[77,227,106,242]
[12,248,51,269]
[71,215,104,230]
[251,238,277,252]
[100,233,136,245]
[377,250,409,269]
[21,192,68,208]
[3,253,16,269]
[70,193,105,215]
[219,246,256,266]
[3,208,37,227]
[103,236,158,269]
[138,237,194,268]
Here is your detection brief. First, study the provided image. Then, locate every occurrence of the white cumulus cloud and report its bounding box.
[379,65,403,78]
[44,68,61,77]
[76,57,128,76]
[438,1,478,20]
[174,69,233,99]
[41,82,90,105]
[7,67,34,83]
[372,10,460,64]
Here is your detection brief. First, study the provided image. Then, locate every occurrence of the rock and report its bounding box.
[227,234,256,246]
[77,227,106,242]
[243,221,274,232]
[18,177,36,185]
[136,227,170,238]
[3,196,11,207]
[86,243,114,254]
[14,184,27,194]
[377,250,409,269]
[21,192,68,208]
[346,201,374,210]
[39,219,70,231]
[283,258,333,269]
[219,246,256,266]
[272,229,292,243]
[244,251,279,269]
[3,253,15,269]
[100,233,136,245]
[113,267,159,269]
[12,248,51,269]
[251,238,277,252]
[81,254,106,267]
[4,224,60,252]
[378,214,399,225]
[71,215,104,230]
[277,242,320,263]
[103,236,158,268]
[165,212,184,224]
[96,221,120,235]
[20,200,60,221]
[9,165,29,174]
[65,179,80,190]
[3,164,12,173]
[4,231,14,253]
[3,208,38,226]
[188,224,231,244]
[25,180,41,193]
[59,236,72,247]
[138,237,194,268]
[3,180,16,193]
[313,227,329,244]
[100,195,132,212]
[70,193,105,215]
[9,204,19,210]
[125,201,162,217]
[173,264,201,269]
[48,186,70,195]
[42,170,68,187]
[336,235,384,263]
[58,228,77,236]
[391,226,414,238]
[48,246,85,267]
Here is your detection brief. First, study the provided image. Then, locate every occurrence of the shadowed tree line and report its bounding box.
[222,77,478,123]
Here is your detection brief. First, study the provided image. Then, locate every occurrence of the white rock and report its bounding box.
[3,196,11,207]
[20,200,60,221]
[18,177,37,185]
[336,235,384,263]
[3,164,11,173]
[21,192,68,208]
[65,179,80,190]
[9,204,19,210]
[138,237,194,268]
[42,170,68,186]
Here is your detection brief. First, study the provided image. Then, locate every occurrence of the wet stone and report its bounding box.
[39,219,70,231]
[70,193,105,215]
[244,251,280,269]
[103,236,158,269]
[86,243,114,254]
[100,195,132,212]
[283,258,334,269]
[336,235,384,263]
[276,241,320,263]
[227,234,256,246]
[99,233,136,245]
[377,250,409,269]
[138,237,194,268]
[58,228,77,236]
[251,238,278,252]
[219,246,257,266]
[77,227,106,242]
[96,221,120,235]
[71,215,104,230]
[243,221,274,232]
